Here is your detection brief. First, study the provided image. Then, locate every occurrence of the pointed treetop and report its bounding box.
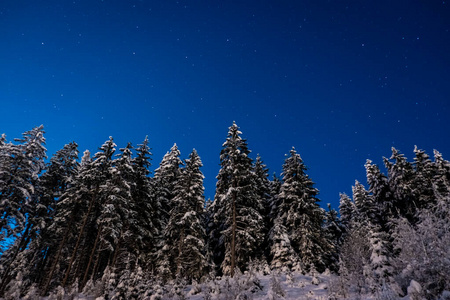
[227,121,242,137]
[81,150,92,166]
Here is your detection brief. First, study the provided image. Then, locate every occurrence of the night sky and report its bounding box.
[1,1,449,208]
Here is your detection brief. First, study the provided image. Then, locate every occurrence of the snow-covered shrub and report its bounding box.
[164,279,187,300]
[392,210,450,299]
[406,280,422,300]
[187,279,202,296]
[327,275,348,300]
[268,273,285,300]
[375,282,400,300]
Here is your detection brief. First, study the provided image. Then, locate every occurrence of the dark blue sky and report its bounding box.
[1,1,449,208]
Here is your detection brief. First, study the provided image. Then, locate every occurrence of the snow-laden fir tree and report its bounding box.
[383,148,415,220]
[268,218,299,272]
[0,125,47,296]
[12,142,79,292]
[365,160,392,230]
[210,122,265,276]
[352,180,374,226]
[0,126,47,243]
[323,203,342,271]
[411,146,435,212]
[273,147,329,273]
[366,224,394,292]
[154,143,183,229]
[59,137,117,290]
[433,149,450,199]
[157,149,208,282]
[253,154,273,265]
[90,142,136,285]
[40,149,94,295]
[338,193,355,230]
[130,137,160,271]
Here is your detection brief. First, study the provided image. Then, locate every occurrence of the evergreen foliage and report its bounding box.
[271,147,329,273]
[0,125,448,299]
[209,122,265,276]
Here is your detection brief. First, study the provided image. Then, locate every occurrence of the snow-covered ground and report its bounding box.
[23,270,430,299]
[186,272,331,300]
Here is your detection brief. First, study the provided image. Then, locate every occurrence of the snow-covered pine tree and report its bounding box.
[276,147,328,273]
[433,149,450,199]
[0,126,47,242]
[338,193,355,230]
[158,149,208,282]
[383,148,415,220]
[210,122,265,276]
[60,137,116,289]
[267,218,299,272]
[323,203,342,272]
[0,126,47,296]
[352,180,375,226]
[154,144,183,230]
[268,173,282,219]
[130,137,160,272]
[366,224,394,292]
[253,155,272,263]
[365,160,392,230]
[40,150,94,295]
[85,142,135,287]
[412,146,435,212]
[16,142,79,290]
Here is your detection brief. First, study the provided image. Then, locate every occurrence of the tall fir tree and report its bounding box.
[365,160,392,230]
[154,144,183,230]
[0,126,47,296]
[338,193,355,230]
[412,146,435,212]
[130,137,160,271]
[269,147,329,273]
[210,122,265,276]
[383,148,415,220]
[157,149,208,281]
[61,137,116,289]
[18,142,79,292]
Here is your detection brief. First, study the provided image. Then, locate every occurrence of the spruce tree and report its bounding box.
[365,160,392,230]
[40,150,93,295]
[154,144,183,229]
[61,137,116,288]
[0,126,47,295]
[130,137,159,271]
[352,180,375,226]
[276,147,328,272]
[412,146,435,212]
[210,122,264,276]
[158,149,208,281]
[383,148,415,220]
[268,218,299,271]
[19,142,79,290]
[338,193,355,230]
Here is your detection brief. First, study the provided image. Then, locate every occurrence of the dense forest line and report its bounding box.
[0,123,449,299]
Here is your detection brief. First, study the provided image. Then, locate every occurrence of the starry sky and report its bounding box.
[1,1,449,209]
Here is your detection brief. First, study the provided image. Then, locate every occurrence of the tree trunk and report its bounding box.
[41,212,76,296]
[62,190,97,287]
[82,224,102,287]
[0,222,32,295]
[231,181,237,277]
[176,228,185,277]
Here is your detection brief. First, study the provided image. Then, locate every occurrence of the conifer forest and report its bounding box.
[0,123,449,299]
